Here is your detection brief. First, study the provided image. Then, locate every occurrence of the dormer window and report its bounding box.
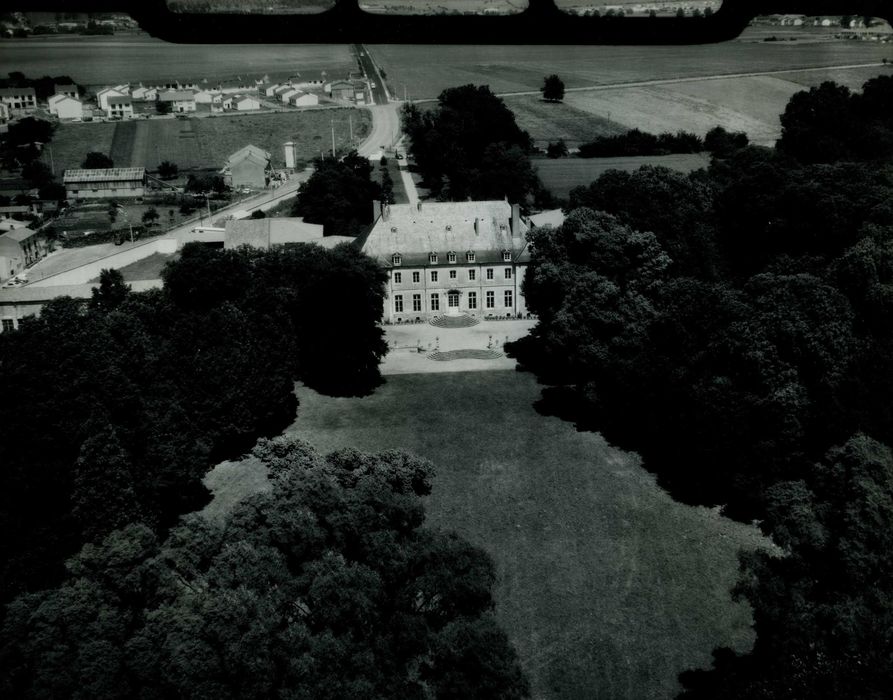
[502,250,512,262]
[447,251,456,263]
[466,251,476,263]
[392,253,402,266]
[429,252,438,264]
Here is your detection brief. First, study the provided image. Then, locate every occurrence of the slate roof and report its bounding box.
[158,90,195,102]
[226,145,271,167]
[2,227,37,243]
[106,95,132,105]
[528,209,566,229]
[0,87,36,97]
[361,200,529,267]
[224,218,324,250]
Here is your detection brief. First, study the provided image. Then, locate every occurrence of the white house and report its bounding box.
[0,87,37,113]
[158,90,196,113]
[273,85,294,97]
[96,87,125,110]
[131,86,157,101]
[105,95,134,120]
[289,91,319,107]
[194,89,222,105]
[264,83,282,97]
[53,83,78,100]
[361,200,531,323]
[48,94,83,120]
[280,88,300,103]
[233,95,261,111]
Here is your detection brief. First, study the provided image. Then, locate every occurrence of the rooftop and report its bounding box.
[106,95,132,105]
[224,217,324,250]
[62,168,147,184]
[1,227,38,243]
[361,200,529,266]
[0,87,36,97]
[158,90,195,102]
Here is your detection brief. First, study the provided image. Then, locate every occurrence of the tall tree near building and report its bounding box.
[541,74,565,102]
[81,151,113,169]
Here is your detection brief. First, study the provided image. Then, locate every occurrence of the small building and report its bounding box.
[0,227,46,282]
[0,87,37,113]
[62,167,147,201]
[328,80,354,101]
[223,145,272,190]
[223,217,326,250]
[194,89,222,105]
[48,94,84,120]
[289,91,319,107]
[0,102,9,130]
[0,204,37,220]
[264,83,282,97]
[105,95,134,120]
[232,95,261,111]
[54,83,79,100]
[131,86,157,101]
[360,200,530,323]
[280,88,300,103]
[96,87,126,110]
[158,90,196,113]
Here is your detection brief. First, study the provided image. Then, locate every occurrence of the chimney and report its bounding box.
[511,203,520,237]
[474,217,479,235]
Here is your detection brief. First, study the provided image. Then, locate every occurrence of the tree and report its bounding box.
[380,168,395,204]
[157,160,179,179]
[141,207,159,227]
[704,126,749,157]
[541,74,565,102]
[89,268,130,312]
[249,209,266,219]
[81,151,113,169]
[546,139,568,159]
[291,151,381,237]
[107,201,119,226]
[679,435,893,699]
[5,117,55,148]
[21,160,53,187]
[0,440,530,699]
[155,100,172,115]
[778,82,857,163]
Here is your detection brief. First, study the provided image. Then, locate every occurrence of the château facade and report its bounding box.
[360,200,531,323]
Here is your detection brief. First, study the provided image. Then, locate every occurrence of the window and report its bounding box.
[503,250,512,262]
[468,292,477,309]
[1,319,14,333]
[468,269,476,281]
[505,267,512,279]
[448,251,456,263]
[449,270,457,279]
[486,291,495,308]
[394,272,402,284]
[430,293,440,311]
[486,268,494,280]
[466,251,475,262]
[412,271,420,283]
[429,252,438,264]
[412,294,421,312]
[505,290,513,307]
[430,271,438,282]
[394,295,403,313]
[392,253,402,266]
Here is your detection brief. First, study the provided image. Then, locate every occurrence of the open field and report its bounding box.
[503,94,626,147]
[50,109,371,173]
[207,370,768,699]
[0,36,355,88]
[360,0,526,13]
[535,153,710,198]
[373,40,890,100]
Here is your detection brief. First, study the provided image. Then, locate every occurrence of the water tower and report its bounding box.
[284,141,298,170]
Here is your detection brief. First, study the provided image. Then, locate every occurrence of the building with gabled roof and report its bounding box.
[0,87,37,113]
[54,84,78,99]
[158,90,196,112]
[224,217,329,250]
[223,145,272,189]
[48,94,83,120]
[62,167,147,200]
[360,199,530,322]
[96,86,125,110]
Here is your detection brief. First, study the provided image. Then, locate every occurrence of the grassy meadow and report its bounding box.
[51,108,371,173]
[209,370,769,699]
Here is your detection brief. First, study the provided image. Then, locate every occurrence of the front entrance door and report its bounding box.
[447,291,460,308]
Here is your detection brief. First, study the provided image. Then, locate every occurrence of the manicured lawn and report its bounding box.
[277,370,768,699]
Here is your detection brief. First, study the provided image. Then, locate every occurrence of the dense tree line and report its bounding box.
[291,151,382,237]
[1,72,83,101]
[511,77,893,695]
[0,242,388,610]
[1,438,529,699]
[402,85,541,205]
[577,128,706,158]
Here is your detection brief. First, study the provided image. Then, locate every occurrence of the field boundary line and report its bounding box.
[412,62,887,103]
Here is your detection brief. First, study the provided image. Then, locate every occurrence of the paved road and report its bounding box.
[411,60,889,103]
[354,44,390,105]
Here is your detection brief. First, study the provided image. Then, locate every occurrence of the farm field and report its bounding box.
[207,370,768,699]
[372,39,890,101]
[503,94,626,148]
[50,109,371,173]
[0,36,355,89]
[535,153,710,198]
[360,0,526,13]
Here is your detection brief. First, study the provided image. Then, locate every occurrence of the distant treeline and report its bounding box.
[0,72,84,100]
[0,242,387,609]
[166,0,334,12]
[576,126,749,158]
